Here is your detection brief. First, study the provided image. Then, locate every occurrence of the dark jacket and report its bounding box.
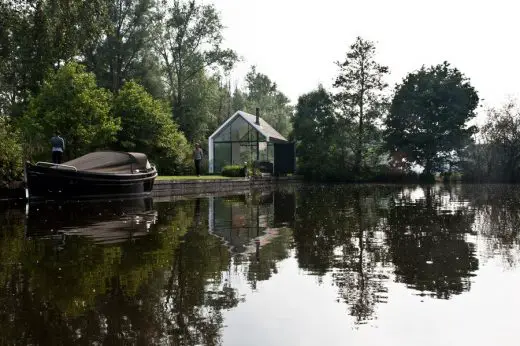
[51,136,65,151]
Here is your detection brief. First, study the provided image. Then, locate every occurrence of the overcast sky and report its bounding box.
[209,0,519,122]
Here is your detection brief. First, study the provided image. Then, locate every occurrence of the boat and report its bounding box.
[24,151,157,200]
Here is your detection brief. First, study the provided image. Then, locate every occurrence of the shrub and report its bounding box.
[221,165,244,177]
[20,62,120,160]
[0,117,24,184]
[113,81,191,175]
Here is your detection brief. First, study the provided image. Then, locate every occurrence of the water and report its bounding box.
[1,184,519,345]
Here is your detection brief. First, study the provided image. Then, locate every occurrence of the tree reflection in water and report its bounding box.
[293,185,394,324]
[293,184,480,324]
[0,198,239,345]
[466,185,520,267]
[1,184,520,343]
[386,185,479,299]
[0,188,296,345]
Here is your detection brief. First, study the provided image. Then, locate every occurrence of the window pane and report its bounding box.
[259,142,268,161]
[267,143,274,162]
[213,126,231,142]
[239,143,255,164]
[214,143,231,173]
[231,116,250,141]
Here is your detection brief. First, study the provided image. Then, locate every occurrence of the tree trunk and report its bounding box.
[174,71,183,124]
[424,158,433,179]
[112,57,119,93]
[355,61,365,176]
[355,110,363,175]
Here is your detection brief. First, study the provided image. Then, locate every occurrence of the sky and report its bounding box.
[209,0,519,124]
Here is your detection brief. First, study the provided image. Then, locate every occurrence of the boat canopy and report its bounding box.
[62,151,151,173]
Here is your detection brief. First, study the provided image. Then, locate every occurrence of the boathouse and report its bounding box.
[208,109,295,175]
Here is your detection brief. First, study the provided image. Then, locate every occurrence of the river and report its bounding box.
[0,183,519,345]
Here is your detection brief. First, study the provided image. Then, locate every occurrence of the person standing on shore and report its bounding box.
[50,131,65,164]
[193,143,203,176]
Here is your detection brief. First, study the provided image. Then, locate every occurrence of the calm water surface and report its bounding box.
[1,184,520,345]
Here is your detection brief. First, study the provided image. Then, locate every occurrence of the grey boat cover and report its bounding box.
[63,151,151,173]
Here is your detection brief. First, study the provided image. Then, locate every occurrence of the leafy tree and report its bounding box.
[82,0,159,94]
[292,86,338,179]
[291,85,390,181]
[242,66,293,138]
[21,62,120,160]
[334,37,389,174]
[113,81,192,174]
[231,86,247,114]
[153,0,237,138]
[177,70,230,144]
[481,101,520,181]
[0,0,109,116]
[0,117,24,183]
[0,1,25,116]
[462,100,520,182]
[385,61,479,176]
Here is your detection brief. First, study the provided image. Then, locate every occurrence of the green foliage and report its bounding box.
[154,0,238,140]
[461,100,520,182]
[21,62,120,160]
[0,0,109,116]
[221,165,244,177]
[385,61,479,176]
[334,37,389,173]
[82,0,158,94]
[240,66,293,138]
[292,85,385,181]
[114,81,192,174]
[0,117,24,183]
[178,70,229,144]
[292,86,339,179]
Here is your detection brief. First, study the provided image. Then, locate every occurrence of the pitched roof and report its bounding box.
[209,110,288,142]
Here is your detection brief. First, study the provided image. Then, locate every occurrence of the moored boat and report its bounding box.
[25,151,157,200]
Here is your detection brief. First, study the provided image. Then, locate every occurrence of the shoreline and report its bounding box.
[0,176,304,202]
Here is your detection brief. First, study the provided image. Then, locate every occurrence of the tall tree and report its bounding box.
[385,62,479,176]
[0,0,109,116]
[82,0,157,94]
[180,71,230,143]
[153,0,237,139]
[478,100,520,182]
[231,86,247,114]
[334,37,389,174]
[291,86,338,179]
[242,66,293,138]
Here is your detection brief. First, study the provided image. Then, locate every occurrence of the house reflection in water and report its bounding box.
[207,189,296,256]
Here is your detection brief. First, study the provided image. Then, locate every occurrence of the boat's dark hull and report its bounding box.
[25,163,157,200]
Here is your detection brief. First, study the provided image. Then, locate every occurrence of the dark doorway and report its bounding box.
[274,143,295,175]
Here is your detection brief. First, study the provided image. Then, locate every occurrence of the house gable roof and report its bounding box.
[209,110,288,142]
